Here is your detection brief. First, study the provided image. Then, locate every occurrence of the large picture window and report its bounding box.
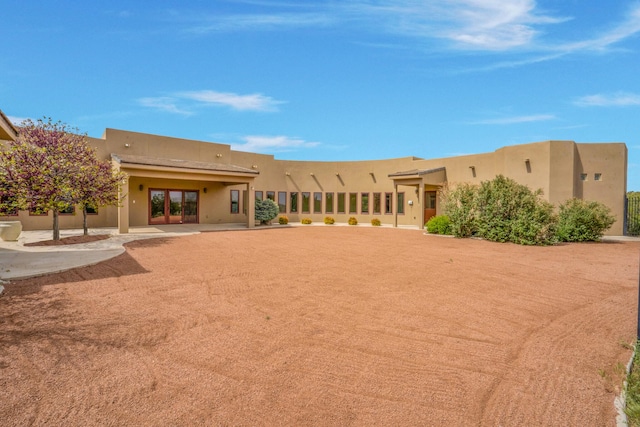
[337,193,346,214]
[397,192,405,214]
[278,191,287,213]
[230,190,240,214]
[325,192,334,214]
[373,193,381,214]
[361,193,369,214]
[313,192,322,213]
[302,192,311,213]
[349,193,358,214]
[385,193,393,214]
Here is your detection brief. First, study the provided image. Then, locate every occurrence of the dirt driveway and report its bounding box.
[0,227,637,426]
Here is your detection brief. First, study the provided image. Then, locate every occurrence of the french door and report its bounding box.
[149,189,199,225]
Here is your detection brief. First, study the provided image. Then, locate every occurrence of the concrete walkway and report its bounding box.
[0,224,250,281]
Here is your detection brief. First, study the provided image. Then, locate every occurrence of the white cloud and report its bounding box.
[178,90,285,111]
[469,114,556,125]
[231,135,320,153]
[138,97,193,115]
[138,90,285,115]
[574,92,640,107]
[185,12,334,34]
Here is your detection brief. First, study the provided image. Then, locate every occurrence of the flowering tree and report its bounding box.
[76,156,127,236]
[0,118,126,240]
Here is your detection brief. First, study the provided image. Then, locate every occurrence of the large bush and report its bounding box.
[441,183,478,238]
[556,198,615,242]
[475,175,556,245]
[425,215,452,235]
[255,199,279,225]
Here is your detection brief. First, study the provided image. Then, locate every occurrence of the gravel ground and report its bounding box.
[0,227,637,426]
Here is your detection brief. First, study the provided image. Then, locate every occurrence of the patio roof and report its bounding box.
[111,153,259,176]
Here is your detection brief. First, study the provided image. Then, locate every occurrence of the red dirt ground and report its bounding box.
[0,227,637,426]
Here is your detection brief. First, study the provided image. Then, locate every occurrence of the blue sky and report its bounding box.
[3,1,640,189]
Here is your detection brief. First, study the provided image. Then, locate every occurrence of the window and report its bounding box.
[278,192,287,213]
[0,196,18,216]
[349,193,358,214]
[85,205,98,215]
[30,208,48,216]
[242,190,247,214]
[373,193,381,214]
[385,193,393,214]
[302,192,311,213]
[594,173,602,181]
[580,173,588,181]
[337,193,346,214]
[361,192,369,214]
[60,205,75,215]
[313,192,322,213]
[266,191,275,201]
[427,192,437,209]
[230,190,239,214]
[255,191,263,201]
[290,192,298,213]
[397,192,405,214]
[325,192,334,214]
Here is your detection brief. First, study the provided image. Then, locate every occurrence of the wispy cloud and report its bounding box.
[138,97,193,115]
[138,90,285,115]
[344,0,569,51]
[231,135,320,153]
[574,92,640,107]
[178,90,284,111]
[468,114,556,125]
[185,12,334,34]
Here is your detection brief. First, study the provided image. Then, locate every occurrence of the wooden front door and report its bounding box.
[424,191,437,222]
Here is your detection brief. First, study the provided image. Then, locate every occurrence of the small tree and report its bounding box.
[255,199,278,225]
[0,118,125,240]
[76,160,127,236]
[556,198,615,242]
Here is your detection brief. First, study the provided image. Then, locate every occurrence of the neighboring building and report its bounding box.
[0,112,628,235]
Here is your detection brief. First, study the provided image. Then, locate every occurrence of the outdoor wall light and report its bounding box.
[203,188,207,193]
[252,165,258,169]
[408,200,413,206]
[138,184,144,191]
[216,153,223,158]
[124,143,130,148]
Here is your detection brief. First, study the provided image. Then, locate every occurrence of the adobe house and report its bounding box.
[0,111,628,235]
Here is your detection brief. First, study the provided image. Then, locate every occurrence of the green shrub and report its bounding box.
[425,215,452,235]
[278,215,288,225]
[556,198,615,242]
[255,199,279,225]
[301,218,312,224]
[441,183,478,238]
[348,217,358,225]
[475,175,556,245]
[371,218,381,226]
[324,216,335,224]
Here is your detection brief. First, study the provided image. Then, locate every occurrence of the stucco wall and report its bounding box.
[3,127,629,235]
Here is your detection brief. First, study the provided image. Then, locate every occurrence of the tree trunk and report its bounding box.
[52,209,60,241]
[83,206,88,236]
